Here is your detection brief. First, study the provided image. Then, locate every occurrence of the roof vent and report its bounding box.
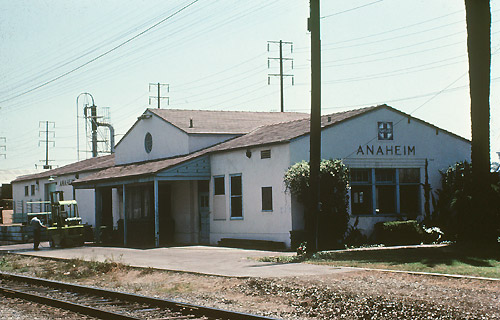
[189,118,193,128]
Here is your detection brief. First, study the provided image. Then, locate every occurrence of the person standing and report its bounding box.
[30,215,46,250]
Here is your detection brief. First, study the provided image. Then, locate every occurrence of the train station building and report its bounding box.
[11,105,471,248]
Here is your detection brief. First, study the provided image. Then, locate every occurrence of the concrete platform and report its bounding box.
[0,242,354,278]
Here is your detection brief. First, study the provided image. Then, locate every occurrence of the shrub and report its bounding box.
[374,220,424,246]
[431,161,500,242]
[284,159,350,250]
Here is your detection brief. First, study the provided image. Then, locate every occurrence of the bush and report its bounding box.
[290,230,307,251]
[431,161,500,242]
[374,220,424,246]
[284,159,350,250]
[344,216,368,248]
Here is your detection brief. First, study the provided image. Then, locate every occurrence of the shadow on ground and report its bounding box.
[314,244,500,268]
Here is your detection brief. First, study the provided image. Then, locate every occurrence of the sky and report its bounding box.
[0,0,499,173]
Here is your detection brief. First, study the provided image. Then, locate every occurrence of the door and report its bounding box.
[199,192,210,244]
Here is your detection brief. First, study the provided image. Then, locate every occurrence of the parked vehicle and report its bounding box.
[46,191,85,247]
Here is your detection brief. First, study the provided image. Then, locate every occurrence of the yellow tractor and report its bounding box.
[47,191,85,247]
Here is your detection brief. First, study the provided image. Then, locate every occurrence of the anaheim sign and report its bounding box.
[356,145,415,156]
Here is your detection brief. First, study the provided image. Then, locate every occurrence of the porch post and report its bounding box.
[95,188,102,243]
[122,184,127,247]
[154,178,159,247]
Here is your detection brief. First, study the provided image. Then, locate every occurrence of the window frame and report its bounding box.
[213,175,225,196]
[350,167,422,216]
[229,174,243,219]
[377,121,394,140]
[31,184,36,196]
[144,132,153,154]
[260,149,271,159]
[25,186,29,196]
[261,186,273,212]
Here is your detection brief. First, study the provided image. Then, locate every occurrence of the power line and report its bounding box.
[0,0,201,105]
[321,0,384,19]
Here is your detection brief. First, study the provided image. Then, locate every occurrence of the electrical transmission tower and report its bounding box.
[268,40,294,112]
[149,83,170,108]
[0,137,6,159]
[38,121,55,169]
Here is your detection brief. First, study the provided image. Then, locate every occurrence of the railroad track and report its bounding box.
[0,272,279,320]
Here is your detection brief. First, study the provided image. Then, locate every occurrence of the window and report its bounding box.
[214,176,225,195]
[31,185,35,196]
[399,168,420,215]
[261,187,273,211]
[144,132,153,153]
[260,149,271,159]
[375,169,396,214]
[350,168,421,216]
[230,174,242,218]
[378,122,393,140]
[351,169,372,215]
[375,169,395,183]
[351,168,371,183]
[25,186,29,196]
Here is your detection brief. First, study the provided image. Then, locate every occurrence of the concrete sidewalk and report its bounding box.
[0,242,354,278]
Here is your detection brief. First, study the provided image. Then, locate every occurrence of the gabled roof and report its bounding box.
[73,107,375,185]
[12,154,115,183]
[209,104,470,153]
[147,108,309,134]
[73,104,470,186]
[209,106,378,152]
[115,108,309,149]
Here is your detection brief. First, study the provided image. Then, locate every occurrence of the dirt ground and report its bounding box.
[0,253,499,319]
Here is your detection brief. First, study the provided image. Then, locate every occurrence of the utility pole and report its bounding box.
[308,0,321,253]
[149,83,170,109]
[465,0,492,242]
[0,137,6,159]
[268,40,294,112]
[84,104,100,158]
[38,121,55,169]
[91,104,98,158]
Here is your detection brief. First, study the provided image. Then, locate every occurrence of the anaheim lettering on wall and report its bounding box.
[356,145,415,156]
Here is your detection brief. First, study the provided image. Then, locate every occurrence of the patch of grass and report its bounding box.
[159,281,194,294]
[258,255,306,263]
[0,253,130,280]
[263,244,500,279]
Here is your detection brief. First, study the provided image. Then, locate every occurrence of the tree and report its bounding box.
[284,159,350,250]
[465,0,494,242]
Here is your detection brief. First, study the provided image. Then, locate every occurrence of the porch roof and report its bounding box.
[12,154,115,183]
[72,150,210,188]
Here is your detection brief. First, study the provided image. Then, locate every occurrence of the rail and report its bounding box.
[0,271,279,320]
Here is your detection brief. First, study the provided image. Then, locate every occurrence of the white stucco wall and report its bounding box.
[289,107,471,236]
[115,111,239,165]
[210,144,293,247]
[12,173,96,226]
[114,112,190,165]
